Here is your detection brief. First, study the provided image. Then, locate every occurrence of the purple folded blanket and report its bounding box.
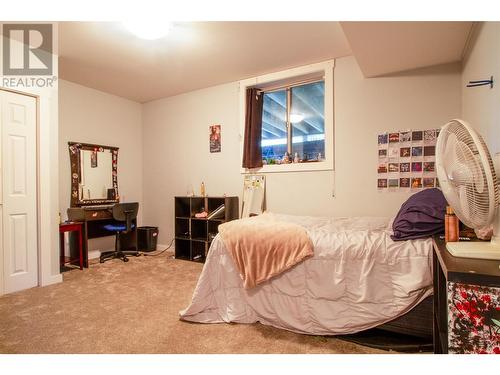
[391,188,447,241]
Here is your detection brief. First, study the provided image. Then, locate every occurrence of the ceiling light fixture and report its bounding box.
[122,20,172,40]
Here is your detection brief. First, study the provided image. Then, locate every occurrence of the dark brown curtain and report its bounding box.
[242,88,264,169]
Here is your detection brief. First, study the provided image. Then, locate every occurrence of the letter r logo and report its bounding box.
[2,24,53,76]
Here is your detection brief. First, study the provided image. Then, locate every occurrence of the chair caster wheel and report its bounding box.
[100,259,104,263]
[135,253,140,257]
[123,257,129,262]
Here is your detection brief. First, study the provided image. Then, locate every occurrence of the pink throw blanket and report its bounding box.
[218,214,314,289]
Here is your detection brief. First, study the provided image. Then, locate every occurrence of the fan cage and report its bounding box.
[436,120,499,229]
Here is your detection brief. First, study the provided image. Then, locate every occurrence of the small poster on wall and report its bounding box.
[91,150,98,168]
[377,128,440,191]
[209,124,221,153]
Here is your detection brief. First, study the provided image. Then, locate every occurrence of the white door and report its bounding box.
[0,90,38,294]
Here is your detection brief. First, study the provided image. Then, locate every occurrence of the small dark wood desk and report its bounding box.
[67,205,137,267]
[432,237,500,354]
[59,222,83,270]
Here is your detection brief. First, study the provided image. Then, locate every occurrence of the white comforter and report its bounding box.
[179,214,433,335]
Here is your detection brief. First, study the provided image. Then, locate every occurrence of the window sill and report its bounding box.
[241,160,333,174]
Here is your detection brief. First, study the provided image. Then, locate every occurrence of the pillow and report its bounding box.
[391,188,447,241]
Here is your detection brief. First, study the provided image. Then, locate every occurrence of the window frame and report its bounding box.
[239,60,334,173]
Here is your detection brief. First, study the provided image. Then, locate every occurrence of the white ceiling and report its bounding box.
[58,21,474,103]
[340,21,474,77]
[59,22,351,103]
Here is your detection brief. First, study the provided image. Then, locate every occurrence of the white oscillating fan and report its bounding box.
[436,119,500,260]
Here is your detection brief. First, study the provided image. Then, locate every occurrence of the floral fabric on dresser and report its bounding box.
[448,282,500,354]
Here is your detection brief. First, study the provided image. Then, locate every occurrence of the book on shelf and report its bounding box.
[207,204,225,220]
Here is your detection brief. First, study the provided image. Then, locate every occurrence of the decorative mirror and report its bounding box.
[68,142,119,206]
[241,175,266,218]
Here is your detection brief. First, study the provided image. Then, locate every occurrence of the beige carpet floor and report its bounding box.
[0,253,385,354]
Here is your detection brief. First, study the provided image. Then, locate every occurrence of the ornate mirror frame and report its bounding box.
[68,141,119,207]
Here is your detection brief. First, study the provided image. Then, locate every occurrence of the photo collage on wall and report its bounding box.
[377,129,440,191]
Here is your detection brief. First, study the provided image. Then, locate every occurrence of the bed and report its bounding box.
[179,213,434,337]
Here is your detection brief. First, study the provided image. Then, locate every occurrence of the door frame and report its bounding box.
[0,87,40,296]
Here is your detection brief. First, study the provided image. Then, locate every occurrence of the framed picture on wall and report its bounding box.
[209,124,221,153]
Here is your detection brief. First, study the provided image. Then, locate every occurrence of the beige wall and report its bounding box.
[142,56,462,244]
[462,22,500,153]
[59,80,143,255]
[142,82,241,245]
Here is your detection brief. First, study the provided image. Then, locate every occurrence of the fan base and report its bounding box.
[446,241,500,260]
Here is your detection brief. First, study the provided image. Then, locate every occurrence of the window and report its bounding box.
[239,60,334,173]
[261,80,325,165]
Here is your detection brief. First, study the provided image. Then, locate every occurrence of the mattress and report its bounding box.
[179,213,433,335]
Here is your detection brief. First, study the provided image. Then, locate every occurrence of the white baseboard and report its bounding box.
[89,245,171,258]
[40,273,63,287]
[88,250,102,259]
[91,245,171,254]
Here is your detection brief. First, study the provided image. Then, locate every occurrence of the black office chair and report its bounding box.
[100,202,139,263]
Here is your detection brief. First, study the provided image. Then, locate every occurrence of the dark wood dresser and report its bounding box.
[432,236,500,354]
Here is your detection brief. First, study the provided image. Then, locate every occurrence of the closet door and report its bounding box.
[0,90,38,294]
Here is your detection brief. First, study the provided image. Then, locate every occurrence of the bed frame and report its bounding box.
[378,296,433,338]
